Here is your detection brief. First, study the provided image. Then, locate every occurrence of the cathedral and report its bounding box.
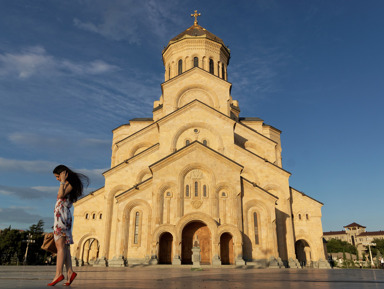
[72,12,329,268]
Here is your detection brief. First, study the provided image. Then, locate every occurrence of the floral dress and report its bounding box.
[53,197,73,245]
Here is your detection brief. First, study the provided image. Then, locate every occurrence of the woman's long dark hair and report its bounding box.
[53,165,89,203]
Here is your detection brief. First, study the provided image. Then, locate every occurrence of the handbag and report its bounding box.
[41,232,57,254]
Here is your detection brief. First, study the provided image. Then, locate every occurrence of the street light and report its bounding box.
[367,242,376,267]
[22,233,35,265]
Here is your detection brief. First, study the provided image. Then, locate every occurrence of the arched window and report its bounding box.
[99,213,102,220]
[222,66,225,80]
[298,214,302,220]
[306,214,309,220]
[186,140,190,145]
[254,212,259,244]
[186,185,190,197]
[194,181,198,197]
[203,140,208,146]
[194,57,198,67]
[134,212,140,244]
[85,213,89,220]
[178,59,182,75]
[209,59,214,74]
[92,213,96,219]
[203,185,207,197]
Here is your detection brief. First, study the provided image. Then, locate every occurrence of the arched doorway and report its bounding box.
[181,221,211,264]
[159,232,173,264]
[82,238,99,265]
[220,233,234,265]
[295,239,311,268]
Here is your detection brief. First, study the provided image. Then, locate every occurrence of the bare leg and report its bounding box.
[64,245,74,281]
[52,237,65,282]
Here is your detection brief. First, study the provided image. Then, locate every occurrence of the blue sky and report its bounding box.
[0,0,383,233]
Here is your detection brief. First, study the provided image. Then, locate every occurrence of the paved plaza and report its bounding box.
[0,266,383,289]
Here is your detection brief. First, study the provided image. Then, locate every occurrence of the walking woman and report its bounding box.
[48,165,89,286]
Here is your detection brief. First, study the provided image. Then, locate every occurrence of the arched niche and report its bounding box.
[171,122,224,152]
[174,84,219,110]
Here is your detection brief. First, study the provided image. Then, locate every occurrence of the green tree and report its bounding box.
[371,238,384,257]
[25,220,46,265]
[0,220,47,265]
[326,238,357,255]
[0,226,23,265]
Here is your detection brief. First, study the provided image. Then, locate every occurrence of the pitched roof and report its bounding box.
[358,231,384,237]
[323,231,346,236]
[344,222,366,228]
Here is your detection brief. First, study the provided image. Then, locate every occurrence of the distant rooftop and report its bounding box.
[344,222,366,228]
[358,231,384,237]
[323,231,346,236]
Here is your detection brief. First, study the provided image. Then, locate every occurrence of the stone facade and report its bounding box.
[71,17,328,268]
[324,222,384,257]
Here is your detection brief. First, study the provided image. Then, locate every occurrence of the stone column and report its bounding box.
[99,198,113,266]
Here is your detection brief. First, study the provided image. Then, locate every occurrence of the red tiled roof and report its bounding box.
[323,231,346,236]
[344,222,366,228]
[358,231,384,237]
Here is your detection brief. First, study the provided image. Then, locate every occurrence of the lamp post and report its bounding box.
[22,233,35,265]
[367,242,376,267]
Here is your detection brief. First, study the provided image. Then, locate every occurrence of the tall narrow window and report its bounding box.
[178,59,182,75]
[222,66,225,80]
[203,140,207,146]
[203,185,207,197]
[194,181,198,197]
[194,57,198,67]
[253,212,259,245]
[186,185,190,197]
[168,65,171,79]
[134,212,140,244]
[209,59,214,74]
[186,140,190,145]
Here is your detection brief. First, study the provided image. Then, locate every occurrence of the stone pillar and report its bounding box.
[108,255,125,267]
[304,247,311,267]
[172,255,181,265]
[192,246,201,268]
[99,198,113,265]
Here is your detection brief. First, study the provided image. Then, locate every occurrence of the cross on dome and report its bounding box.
[191,10,201,26]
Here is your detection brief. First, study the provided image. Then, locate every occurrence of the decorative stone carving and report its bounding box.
[192,200,203,209]
[190,169,203,179]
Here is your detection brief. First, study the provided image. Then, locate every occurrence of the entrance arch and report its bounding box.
[181,221,211,264]
[159,232,173,264]
[295,239,311,267]
[220,233,234,265]
[82,238,99,265]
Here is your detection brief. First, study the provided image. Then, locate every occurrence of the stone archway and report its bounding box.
[220,233,234,265]
[82,238,99,265]
[181,221,211,264]
[295,239,311,267]
[159,232,173,264]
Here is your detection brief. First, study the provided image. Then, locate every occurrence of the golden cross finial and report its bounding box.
[191,10,201,26]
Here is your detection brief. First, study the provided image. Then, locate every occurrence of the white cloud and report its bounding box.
[8,132,66,148]
[73,0,181,43]
[0,157,56,174]
[0,157,106,186]
[0,185,56,199]
[0,46,119,79]
[0,206,52,230]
